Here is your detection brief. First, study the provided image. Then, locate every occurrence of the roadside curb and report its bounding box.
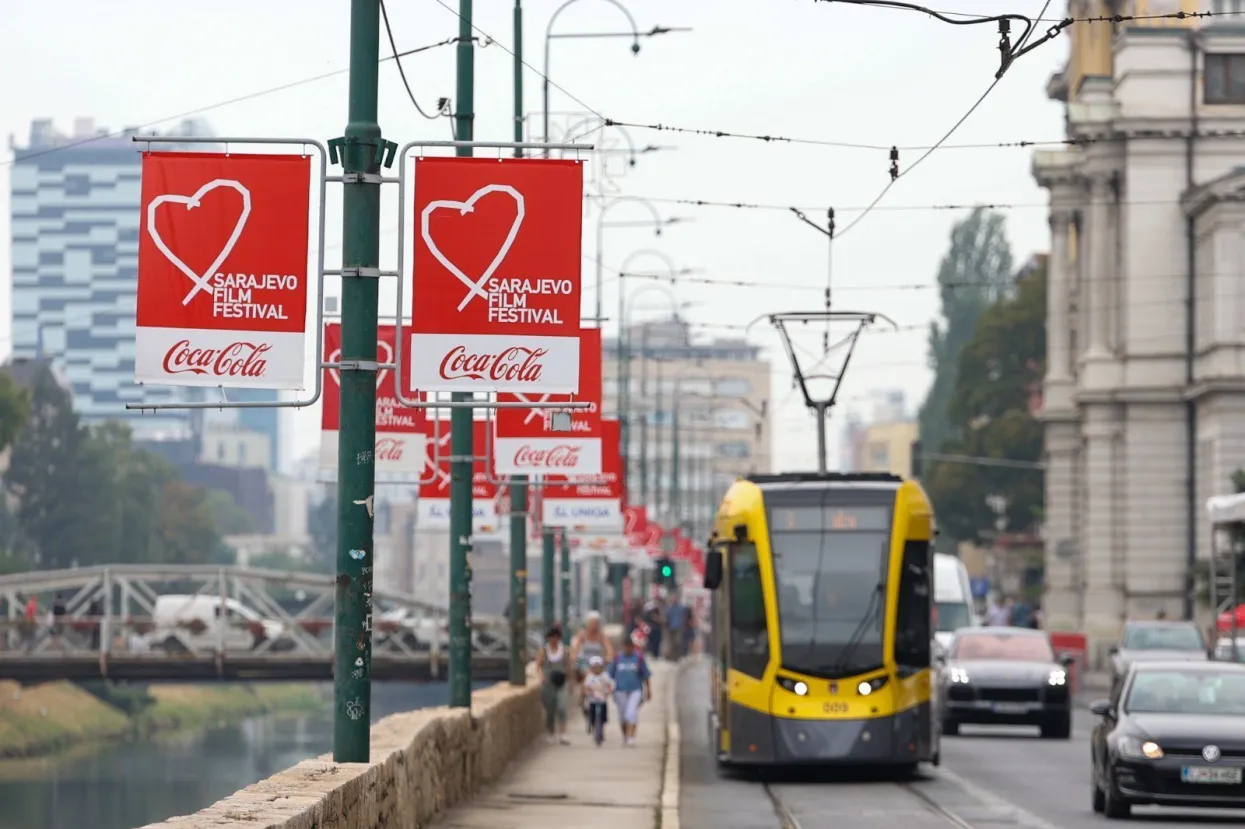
[659,656,698,829]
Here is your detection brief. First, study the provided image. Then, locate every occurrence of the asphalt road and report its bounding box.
[677,659,1245,828]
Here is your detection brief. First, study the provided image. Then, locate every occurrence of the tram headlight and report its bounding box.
[857,676,890,695]
[777,676,809,696]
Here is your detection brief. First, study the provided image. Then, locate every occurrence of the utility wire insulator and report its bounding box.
[889,146,900,181]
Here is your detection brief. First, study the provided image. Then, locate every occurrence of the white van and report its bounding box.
[152,594,284,653]
[933,553,979,652]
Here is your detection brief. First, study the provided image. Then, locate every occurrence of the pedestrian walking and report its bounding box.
[642,599,664,660]
[570,610,614,733]
[664,596,686,659]
[537,626,571,745]
[581,655,614,746]
[984,596,1012,627]
[21,594,38,652]
[609,630,653,746]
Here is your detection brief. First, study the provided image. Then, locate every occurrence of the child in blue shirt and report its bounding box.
[608,631,652,746]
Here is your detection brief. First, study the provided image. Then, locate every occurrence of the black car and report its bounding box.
[1090,660,1245,818]
[1108,620,1207,687]
[936,626,1074,739]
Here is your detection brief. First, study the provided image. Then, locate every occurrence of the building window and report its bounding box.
[1205,53,1245,104]
[717,441,752,459]
[714,377,751,397]
[713,410,750,430]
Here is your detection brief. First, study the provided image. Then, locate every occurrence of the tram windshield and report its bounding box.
[767,500,892,678]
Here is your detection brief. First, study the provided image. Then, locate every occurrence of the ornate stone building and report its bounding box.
[1034,0,1245,654]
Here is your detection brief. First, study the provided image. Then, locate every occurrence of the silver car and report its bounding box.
[1108,620,1207,687]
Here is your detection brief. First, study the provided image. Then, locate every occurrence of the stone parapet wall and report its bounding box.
[137,675,542,829]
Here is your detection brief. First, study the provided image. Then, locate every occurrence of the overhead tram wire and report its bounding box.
[380,0,454,120]
[1,35,472,167]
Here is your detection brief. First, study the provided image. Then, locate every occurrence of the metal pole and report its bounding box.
[654,359,665,517]
[815,401,828,474]
[507,0,528,689]
[618,276,629,493]
[542,527,556,631]
[639,326,650,508]
[560,530,571,633]
[333,0,382,763]
[448,0,476,710]
[670,378,680,523]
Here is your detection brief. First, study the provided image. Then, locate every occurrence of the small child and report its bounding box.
[582,656,615,745]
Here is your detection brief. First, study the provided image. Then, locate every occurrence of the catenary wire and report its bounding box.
[1,36,471,167]
[380,0,452,120]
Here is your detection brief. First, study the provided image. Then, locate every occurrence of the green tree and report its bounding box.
[918,208,1014,459]
[89,422,177,564]
[206,488,255,535]
[0,370,30,453]
[3,365,111,568]
[156,480,229,565]
[925,266,1046,543]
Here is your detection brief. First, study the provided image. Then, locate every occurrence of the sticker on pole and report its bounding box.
[319,323,428,472]
[409,157,584,393]
[135,152,313,389]
[493,328,603,475]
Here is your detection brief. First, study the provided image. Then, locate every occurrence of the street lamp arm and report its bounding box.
[624,283,683,326]
[619,248,682,281]
[546,0,640,43]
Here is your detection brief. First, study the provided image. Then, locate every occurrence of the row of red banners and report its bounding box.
[132,152,586,397]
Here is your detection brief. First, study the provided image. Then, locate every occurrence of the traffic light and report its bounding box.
[655,557,675,584]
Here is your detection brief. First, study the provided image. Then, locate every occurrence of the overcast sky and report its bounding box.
[0,0,1065,473]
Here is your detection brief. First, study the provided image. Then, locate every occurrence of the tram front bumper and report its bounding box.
[726,701,928,765]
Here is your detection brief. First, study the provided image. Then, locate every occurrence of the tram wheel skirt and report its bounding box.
[723,701,933,765]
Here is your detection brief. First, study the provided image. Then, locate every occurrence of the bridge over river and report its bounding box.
[0,565,540,682]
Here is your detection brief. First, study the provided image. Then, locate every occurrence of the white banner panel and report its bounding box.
[541,497,623,530]
[319,431,428,472]
[417,498,503,536]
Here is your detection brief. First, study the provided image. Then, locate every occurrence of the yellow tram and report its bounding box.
[703,472,939,768]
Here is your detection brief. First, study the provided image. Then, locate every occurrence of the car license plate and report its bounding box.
[992,702,1029,714]
[1181,766,1243,784]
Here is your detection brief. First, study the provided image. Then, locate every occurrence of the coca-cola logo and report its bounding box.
[163,340,271,378]
[439,345,547,383]
[513,444,581,468]
[375,438,405,461]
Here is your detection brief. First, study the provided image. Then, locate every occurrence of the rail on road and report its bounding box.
[0,565,544,681]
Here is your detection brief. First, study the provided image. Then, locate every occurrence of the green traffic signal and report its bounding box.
[661,564,673,578]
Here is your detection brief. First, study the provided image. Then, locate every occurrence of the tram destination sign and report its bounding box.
[770,504,891,533]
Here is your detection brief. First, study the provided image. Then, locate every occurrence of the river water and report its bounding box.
[0,681,491,829]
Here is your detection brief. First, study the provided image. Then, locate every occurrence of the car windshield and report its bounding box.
[935,602,973,633]
[953,632,1053,662]
[768,501,892,678]
[1122,625,1203,651]
[1125,670,1245,715]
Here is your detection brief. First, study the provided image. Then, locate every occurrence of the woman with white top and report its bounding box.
[537,625,571,744]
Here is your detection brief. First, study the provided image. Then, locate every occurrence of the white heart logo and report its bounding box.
[424,429,453,491]
[146,179,251,305]
[326,339,394,389]
[514,393,553,426]
[420,184,525,312]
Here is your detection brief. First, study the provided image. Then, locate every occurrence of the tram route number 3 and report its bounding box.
[823,702,849,713]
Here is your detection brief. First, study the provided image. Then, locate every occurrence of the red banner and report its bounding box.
[416,420,500,532]
[409,157,584,395]
[624,505,648,546]
[541,419,623,528]
[493,328,602,475]
[319,323,426,472]
[136,152,311,389]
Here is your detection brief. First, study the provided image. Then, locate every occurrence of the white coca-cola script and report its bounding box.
[163,340,272,379]
[375,437,406,462]
[439,345,547,383]
[512,444,581,469]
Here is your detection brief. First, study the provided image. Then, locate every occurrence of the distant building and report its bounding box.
[1034,2,1245,639]
[841,390,919,478]
[8,117,281,442]
[603,317,771,540]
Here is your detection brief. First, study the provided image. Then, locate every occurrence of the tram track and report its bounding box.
[761,777,979,829]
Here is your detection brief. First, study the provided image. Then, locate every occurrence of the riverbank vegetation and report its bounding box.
[0,679,325,758]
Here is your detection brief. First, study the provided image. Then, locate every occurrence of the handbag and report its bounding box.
[549,668,567,688]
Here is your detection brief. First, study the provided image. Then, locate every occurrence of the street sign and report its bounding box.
[136,152,312,389]
[408,157,584,393]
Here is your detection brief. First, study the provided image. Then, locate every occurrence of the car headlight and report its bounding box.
[948,667,970,684]
[777,676,809,696]
[1117,736,1163,760]
[1048,669,1067,686]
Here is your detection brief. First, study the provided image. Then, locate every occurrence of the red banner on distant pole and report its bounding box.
[408,157,584,394]
[493,328,602,475]
[542,419,623,529]
[319,323,427,472]
[136,152,312,389]
[416,420,501,534]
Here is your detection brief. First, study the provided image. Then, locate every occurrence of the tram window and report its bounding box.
[730,542,769,678]
[894,539,932,668]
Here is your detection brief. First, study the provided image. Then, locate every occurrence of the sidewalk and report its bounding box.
[432,659,678,829]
